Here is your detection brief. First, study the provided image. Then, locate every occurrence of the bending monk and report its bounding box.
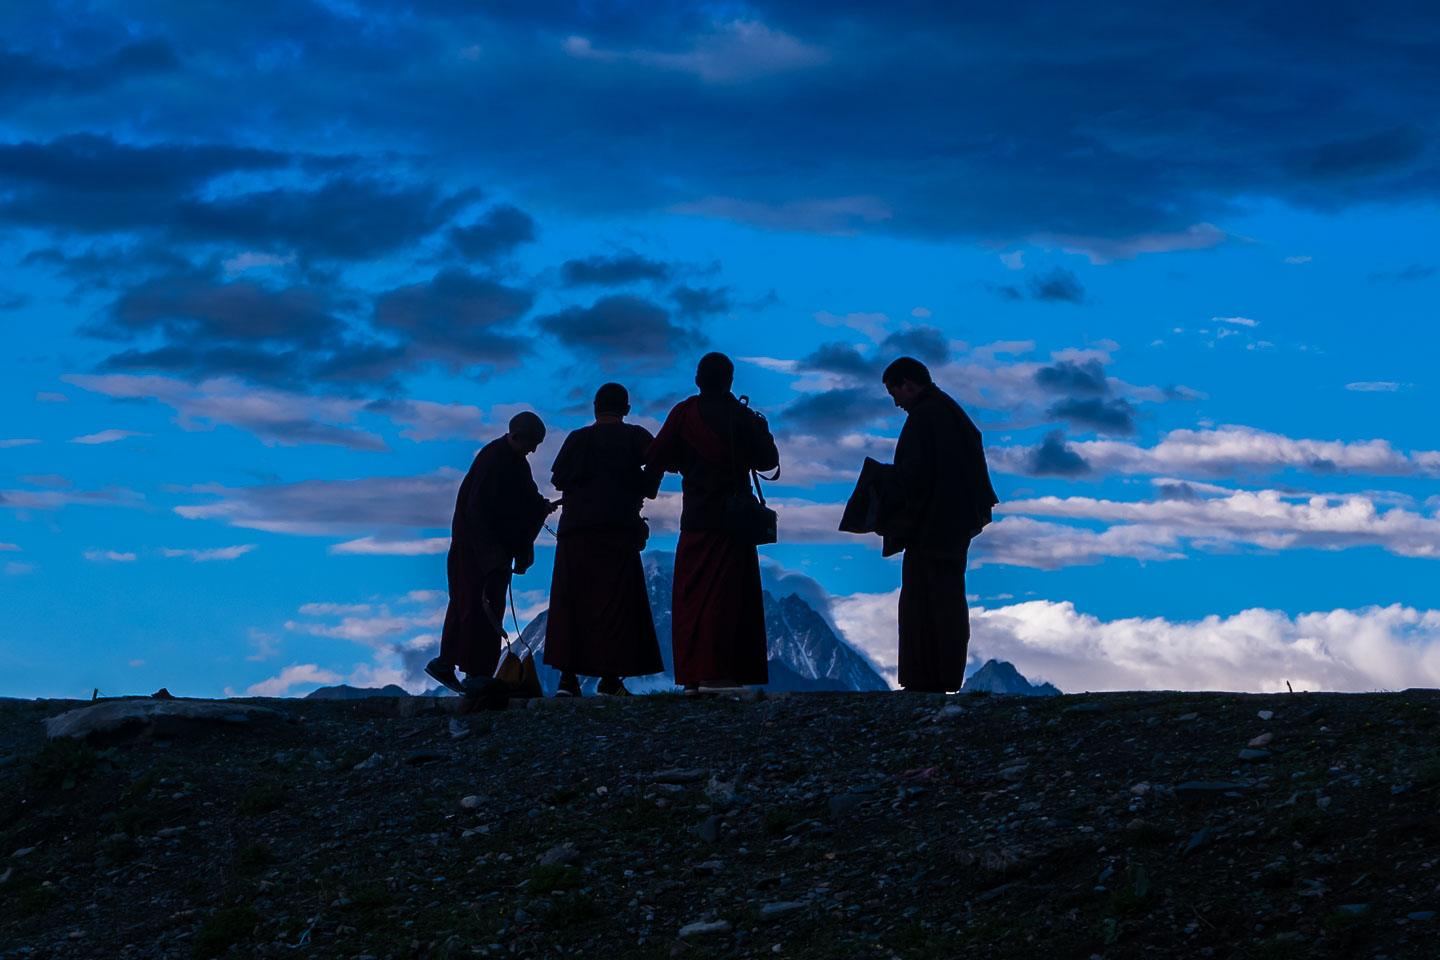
[427,411,555,695]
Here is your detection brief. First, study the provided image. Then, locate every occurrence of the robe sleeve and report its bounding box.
[550,430,584,493]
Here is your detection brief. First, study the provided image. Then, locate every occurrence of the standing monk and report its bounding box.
[880,357,998,693]
[647,353,779,693]
[543,383,665,697]
[427,411,555,695]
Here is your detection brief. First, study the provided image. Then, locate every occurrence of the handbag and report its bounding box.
[493,585,543,698]
[722,399,779,545]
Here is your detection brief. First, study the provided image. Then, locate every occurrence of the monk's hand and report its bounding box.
[514,545,535,575]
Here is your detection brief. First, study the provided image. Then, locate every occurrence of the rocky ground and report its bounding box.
[3,688,1439,960]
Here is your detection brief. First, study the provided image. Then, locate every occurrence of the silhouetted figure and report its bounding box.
[543,383,665,697]
[428,411,555,695]
[647,353,779,691]
[879,357,998,693]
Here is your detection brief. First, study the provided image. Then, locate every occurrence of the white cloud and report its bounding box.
[128,659,145,667]
[298,602,373,617]
[35,392,68,403]
[244,663,343,697]
[1346,381,1403,392]
[910,307,931,318]
[1030,223,1228,264]
[998,251,1025,270]
[0,542,18,552]
[70,429,148,444]
[1213,316,1258,327]
[988,425,1440,479]
[671,195,892,234]
[403,589,446,604]
[83,549,137,562]
[160,544,257,562]
[5,562,34,575]
[221,251,295,275]
[1002,489,1440,560]
[64,374,388,452]
[0,439,41,448]
[813,310,890,341]
[1283,255,1312,264]
[566,20,828,84]
[330,536,451,555]
[175,470,460,536]
[830,589,1440,695]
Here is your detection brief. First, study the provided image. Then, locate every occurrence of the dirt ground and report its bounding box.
[3,688,1439,959]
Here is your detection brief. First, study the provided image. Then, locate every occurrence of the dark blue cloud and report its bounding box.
[1026,430,1091,477]
[537,294,703,364]
[781,387,883,435]
[373,268,535,373]
[446,204,537,261]
[1046,397,1136,436]
[560,251,672,287]
[1028,267,1086,304]
[6,5,1437,248]
[879,326,950,365]
[670,284,732,318]
[1035,359,1108,395]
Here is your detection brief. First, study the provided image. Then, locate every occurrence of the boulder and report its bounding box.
[44,698,284,741]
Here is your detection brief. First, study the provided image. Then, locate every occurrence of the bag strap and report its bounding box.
[508,581,532,657]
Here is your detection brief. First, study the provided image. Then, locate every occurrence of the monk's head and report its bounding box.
[506,410,546,455]
[882,356,931,411]
[695,352,734,394]
[593,382,630,420]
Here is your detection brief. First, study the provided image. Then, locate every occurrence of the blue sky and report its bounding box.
[3,1,1439,697]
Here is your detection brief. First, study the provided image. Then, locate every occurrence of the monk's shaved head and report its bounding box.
[508,410,546,447]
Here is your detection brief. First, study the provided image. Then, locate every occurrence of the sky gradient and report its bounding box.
[3,1,1439,698]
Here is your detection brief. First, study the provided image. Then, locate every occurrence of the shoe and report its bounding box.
[698,682,745,693]
[681,684,702,697]
[555,673,582,698]
[597,677,631,696]
[424,658,465,695]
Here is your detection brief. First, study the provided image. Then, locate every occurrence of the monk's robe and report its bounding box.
[542,421,665,680]
[439,436,550,679]
[646,392,779,686]
[881,385,998,693]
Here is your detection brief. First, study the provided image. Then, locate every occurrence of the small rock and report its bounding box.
[1175,781,1249,794]
[155,827,186,839]
[932,704,966,722]
[705,777,739,806]
[650,768,710,784]
[1337,904,1369,916]
[692,860,725,874]
[759,901,806,920]
[828,794,865,819]
[1063,703,1104,714]
[1176,712,1198,721]
[537,843,579,867]
[0,867,12,884]
[1130,782,1152,796]
[679,920,733,938]
[1238,748,1271,762]
[1183,826,1215,857]
[1316,796,1332,810]
[352,752,384,771]
[1247,733,1274,748]
[460,795,482,810]
[404,750,447,766]
[694,815,722,845]
[12,846,38,858]
[1407,911,1435,921]
[448,718,469,740]
[1257,710,1274,721]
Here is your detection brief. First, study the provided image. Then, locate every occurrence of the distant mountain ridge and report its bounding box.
[516,551,889,694]
[304,684,410,700]
[962,659,1060,696]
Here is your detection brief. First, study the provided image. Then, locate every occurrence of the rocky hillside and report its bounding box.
[3,688,1438,959]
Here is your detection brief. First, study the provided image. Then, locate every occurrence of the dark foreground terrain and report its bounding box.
[3,689,1439,959]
